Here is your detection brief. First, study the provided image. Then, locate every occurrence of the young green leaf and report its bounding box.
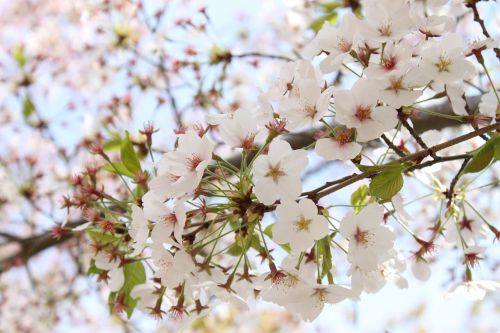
[370,170,404,202]
[464,137,499,173]
[102,162,135,178]
[120,131,142,174]
[351,185,369,213]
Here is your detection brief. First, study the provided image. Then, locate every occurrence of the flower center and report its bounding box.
[334,129,352,145]
[354,105,372,121]
[336,37,352,53]
[304,105,317,118]
[314,288,328,303]
[161,213,177,225]
[378,23,393,37]
[265,163,286,182]
[436,55,452,72]
[354,227,371,246]
[382,55,397,71]
[388,77,404,92]
[188,155,202,171]
[294,215,312,232]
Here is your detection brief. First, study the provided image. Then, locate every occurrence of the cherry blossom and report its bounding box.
[279,79,334,131]
[272,198,329,252]
[339,203,396,270]
[304,12,359,73]
[252,139,308,205]
[315,127,362,161]
[334,79,398,142]
[95,252,124,292]
[149,131,215,199]
[418,34,476,85]
[143,191,187,246]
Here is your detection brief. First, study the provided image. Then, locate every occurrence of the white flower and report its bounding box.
[391,194,412,221]
[334,79,398,142]
[378,70,423,108]
[149,131,214,200]
[364,42,414,78]
[252,139,308,205]
[410,2,453,37]
[304,12,359,73]
[219,108,261,149]
[418,34,476,84]
[279,79,334,131]
[266,60,318,101]
[339,203,396,270]
[272,198,329,252]
[360,0,413,43]
[479,89,498,119]
[152,248,196,288]
[95,252,124,292]
[351,249,407,295]
[288,284,354,321]
[315,127,362,161]
[129,205,150,256]
[131,283,159,312]
[446,82,467,115]
[411,258,431,282]
[143,191,187,246]
[445,280,500,301]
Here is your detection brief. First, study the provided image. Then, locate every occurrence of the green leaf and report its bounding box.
[464,138,499,173]
[351,185,369,213]
[310,12,338,32]
[319,1,342,12]
[494,139,500,161]
[86,259,104,275]
[317,236,333,279]
[103,136,123,151]
[102,162,135,178]
[86,229,119,244]
[122,261,146,318]
[22,96,35,120]
[13,45,27,68]
[370,170,404,201]
[120,131,141,175]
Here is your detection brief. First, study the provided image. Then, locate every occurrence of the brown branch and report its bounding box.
[0,220,86,273]
[310,122,499,200]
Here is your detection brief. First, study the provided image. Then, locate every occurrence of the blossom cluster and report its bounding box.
[69,0,500,326]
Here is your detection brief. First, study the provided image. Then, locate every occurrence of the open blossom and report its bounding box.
[378,70,423,108]
[334,79,398,142]
[149,130,214,199]
[279,79,334,131]
[304,12,359,73]
[129,205,150,256]
[478,89,498,120]
[445,280,500,301]
[252,139,308,205]
[418,34,476,84]
[95,252,124,292]
[152,247,196,288]
[289,284,354,321]
[315,127,362,161]
[143,191,187,246]
[272,198,329,252]
[364,42,414,78]
[411,257,431,281]
[350,249,407,295]
[266,60,319,100]
[131,283,160,312]
[218,108,261,149]
[360,0,413,43]
[339,203,396,270]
